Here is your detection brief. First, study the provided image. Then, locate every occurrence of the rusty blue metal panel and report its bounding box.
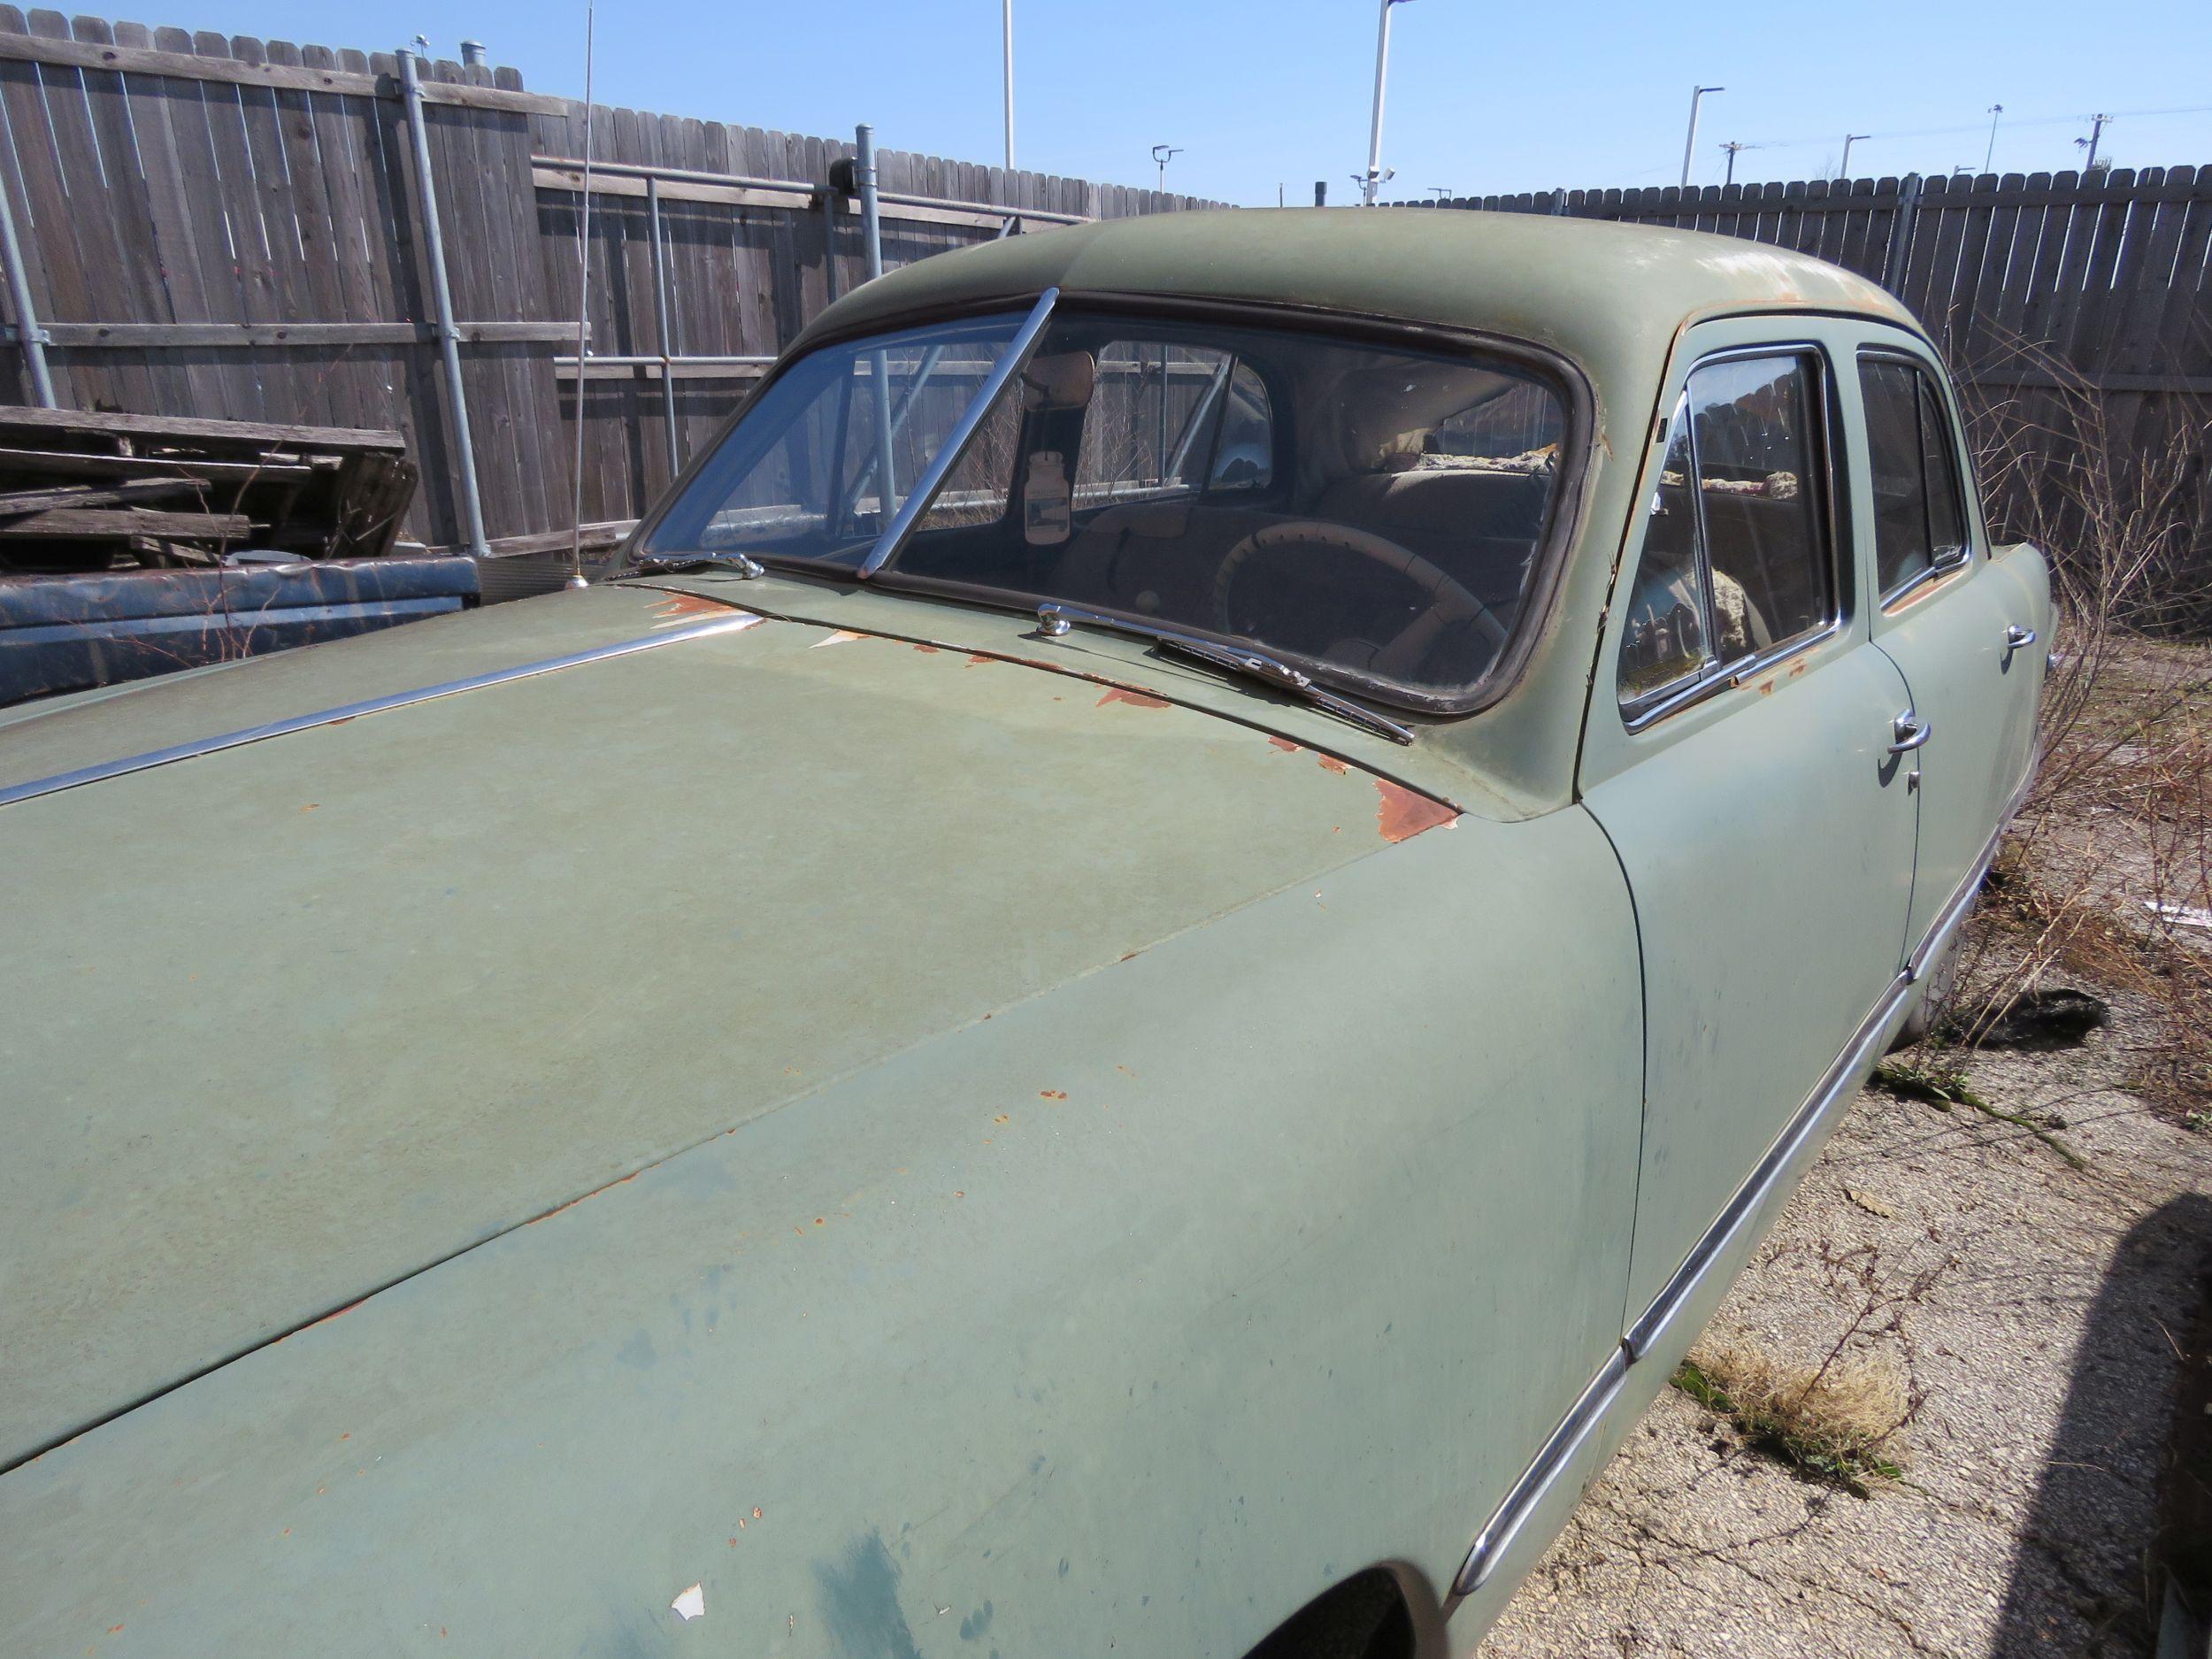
[0,557,479,705]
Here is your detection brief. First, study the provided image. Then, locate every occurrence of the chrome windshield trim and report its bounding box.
[856,288,1059,578]
[0,611,762,811]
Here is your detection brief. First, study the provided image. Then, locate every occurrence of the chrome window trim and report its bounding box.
[0,612,763,812]
[1877,544,1972,612]
[1454,753,2039,1603]
[1858,346,1979,604]
[1616,342,1846,731]
[857,288,1060,577]
[1620,619,1842,733]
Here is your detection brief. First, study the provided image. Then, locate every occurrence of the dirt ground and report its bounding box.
[1482,641,2212,1659]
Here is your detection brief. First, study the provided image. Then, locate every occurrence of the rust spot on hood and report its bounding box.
[649,591,740,625]
[1267,736,1301,753]
[1317,754,1349,774]
[912,642,941,654]
[966,653,995,666]
[1096,687,1169,710]
[1375,779,1459,842]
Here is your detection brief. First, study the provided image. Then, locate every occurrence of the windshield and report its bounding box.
[641,305,1572,703]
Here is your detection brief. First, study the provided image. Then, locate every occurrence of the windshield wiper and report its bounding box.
[626,549,767,578]
[1034,604,1414,746]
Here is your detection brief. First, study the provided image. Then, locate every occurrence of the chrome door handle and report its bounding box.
[1889,709,1933,754]
[2005,623,2038,648]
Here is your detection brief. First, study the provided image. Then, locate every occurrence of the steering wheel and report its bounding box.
[1211,520,1509,681]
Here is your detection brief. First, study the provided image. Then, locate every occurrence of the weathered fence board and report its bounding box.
[1400,162,2212,622]
[0,11,1219,552]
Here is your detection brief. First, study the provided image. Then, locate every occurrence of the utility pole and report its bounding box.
[1983,104,2003,173]
[1427,187,1450,200]
[1840,134,1870,178]
[1151,143,1182,192]
[1001,0,1014,170]
[1720,141,1746,187]
[1680,85,1723,187]
[2077,112,2110,173]
[1362,0,1414,205]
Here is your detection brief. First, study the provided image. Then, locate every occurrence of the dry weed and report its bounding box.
[1912,344,2212,1115]
[1674,1341,1913,1495]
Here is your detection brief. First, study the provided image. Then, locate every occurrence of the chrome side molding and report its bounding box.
[1455,1345,1630,1593]
[0,612,762,812]
[1455,752,2039,1601]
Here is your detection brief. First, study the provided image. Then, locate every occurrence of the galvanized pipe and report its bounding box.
[855,124,897,516]
[0,165,56,407]
[398,50,490,558]
[647,174,681,470]
[539,155,1087,225]
[557,353,772,371]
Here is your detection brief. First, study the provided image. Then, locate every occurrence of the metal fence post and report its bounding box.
[646,173,681,472]
[854,124,897,513]
[854,123,887,284]
[398,50,491,558]
[0,166,57,408]
[1882,173,1923,297]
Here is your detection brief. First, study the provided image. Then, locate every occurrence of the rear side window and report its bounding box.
[1860,357,1970,596]
[1618,350,1836,710]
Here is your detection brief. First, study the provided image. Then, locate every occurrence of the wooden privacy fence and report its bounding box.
[1396,170,2212,621]
[0,10,1220,555]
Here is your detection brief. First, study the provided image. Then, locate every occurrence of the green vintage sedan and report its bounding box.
[1,211,2047,1656]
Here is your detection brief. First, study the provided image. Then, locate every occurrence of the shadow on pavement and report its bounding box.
[1994,1191,2212,1657]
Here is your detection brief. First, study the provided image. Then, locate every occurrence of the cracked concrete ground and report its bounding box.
[1479,1007,2212,1659]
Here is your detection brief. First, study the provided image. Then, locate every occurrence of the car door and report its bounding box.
[1849,334,2047,961]
[1578,319,1921,1328]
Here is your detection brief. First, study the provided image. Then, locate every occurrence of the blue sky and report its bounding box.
[198,2,2211,204]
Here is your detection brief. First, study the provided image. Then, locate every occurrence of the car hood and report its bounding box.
[0,582,1457,1469]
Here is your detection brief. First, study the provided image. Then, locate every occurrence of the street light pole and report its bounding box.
[2078,112,2110,173]
[1151,143,1182,192]
[1983,104,2003,174]
[1362,0,1413,206]
[1840,134,1870,178]
[1001,0,1014,170]
[1680,85,1723,187]
[1720,140,1745,187]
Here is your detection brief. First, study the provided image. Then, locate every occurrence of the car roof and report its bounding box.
[794,207,1925,369]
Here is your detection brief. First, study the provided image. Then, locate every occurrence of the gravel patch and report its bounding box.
[1480,1014,2212,1659]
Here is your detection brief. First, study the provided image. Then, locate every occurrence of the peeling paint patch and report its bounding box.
[1375,779,1459,842]
[1095,687,1170,710]
[649,591,741,626]
[912,642,941,654]
[811,629,867,648]
[672,1584,706,1621]
[1316,754,1349,774]
[965,653,995,666]
[1267,736,1300,753]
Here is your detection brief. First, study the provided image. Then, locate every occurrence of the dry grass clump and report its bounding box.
[1918,346,2212,1115]
[1673,1341,1913,1495]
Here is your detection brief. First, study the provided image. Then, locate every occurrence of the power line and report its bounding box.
[1730,101,2212,155]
